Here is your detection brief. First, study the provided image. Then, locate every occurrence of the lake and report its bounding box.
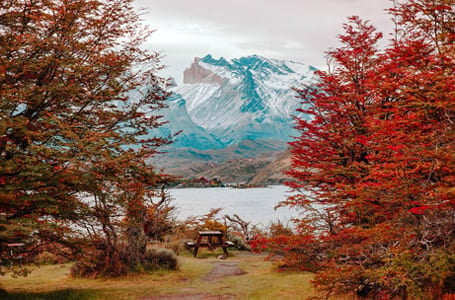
[169,185,298,227]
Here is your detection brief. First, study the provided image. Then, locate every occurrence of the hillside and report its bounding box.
[249,150,292,185]
[152,140,287,183]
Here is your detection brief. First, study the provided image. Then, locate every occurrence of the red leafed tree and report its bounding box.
[0,0,171,276]
[360,0,455,297]
[277,0,455,298]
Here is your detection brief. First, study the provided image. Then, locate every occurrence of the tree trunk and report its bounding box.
[126,194,147,267]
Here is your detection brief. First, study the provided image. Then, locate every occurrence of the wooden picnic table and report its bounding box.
[188,231,233,257]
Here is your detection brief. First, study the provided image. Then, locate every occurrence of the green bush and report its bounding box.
[143,248,178,271]
[228,235,250,251]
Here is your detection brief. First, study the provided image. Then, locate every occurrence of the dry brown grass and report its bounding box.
[0,250,321,299]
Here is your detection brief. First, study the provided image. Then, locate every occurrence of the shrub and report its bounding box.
[71,244,179,278]
[269,220,294,237]
[71,248,129,278]
[227,234,250,251]
[35,251,69,265]
[143,248,178,271]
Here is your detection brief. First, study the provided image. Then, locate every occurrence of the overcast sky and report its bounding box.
[133,0,394,83]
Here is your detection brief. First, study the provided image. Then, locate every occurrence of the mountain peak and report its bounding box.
[195,54,310,79]
[183,56,224,84]
[165,54,317,149]
[199,54,230,68]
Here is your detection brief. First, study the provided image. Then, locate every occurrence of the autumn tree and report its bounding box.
[359,0,455,297]
[144,184,178,241]
[278,15,386,294]
[277,0,455,298]
[0,0,171,276]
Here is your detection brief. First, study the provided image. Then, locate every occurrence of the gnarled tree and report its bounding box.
[0,0,170,276]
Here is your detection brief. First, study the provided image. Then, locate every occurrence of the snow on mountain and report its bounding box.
[161,54,316,150]
[157,93,225,150]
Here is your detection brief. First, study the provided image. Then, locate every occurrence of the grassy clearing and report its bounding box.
[0,250,320,299]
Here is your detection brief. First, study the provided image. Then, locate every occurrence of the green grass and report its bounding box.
[0,251,320,299]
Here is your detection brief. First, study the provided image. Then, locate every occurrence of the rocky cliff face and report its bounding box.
[183,58,224,85]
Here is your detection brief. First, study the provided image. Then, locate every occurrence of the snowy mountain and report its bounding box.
[161,54,316,150]
[156,93,226,150]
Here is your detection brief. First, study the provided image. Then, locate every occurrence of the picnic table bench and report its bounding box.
[186,231,234,257]
[7,243,25,268]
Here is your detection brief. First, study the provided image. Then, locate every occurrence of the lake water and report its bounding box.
[169,185,298,227]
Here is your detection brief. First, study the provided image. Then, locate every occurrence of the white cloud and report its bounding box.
[134,0,393,83]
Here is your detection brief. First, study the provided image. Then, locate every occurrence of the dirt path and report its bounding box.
[203,261,246,281]
[141,260,245,300]
[142,294,234,300]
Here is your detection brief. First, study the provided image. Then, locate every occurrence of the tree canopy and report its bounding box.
[0,0,170,276]
[278,0,455,298]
